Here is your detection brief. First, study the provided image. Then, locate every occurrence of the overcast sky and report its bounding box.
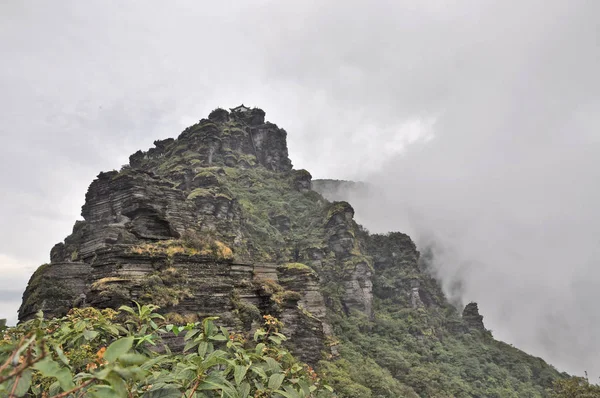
[1,0,599,378]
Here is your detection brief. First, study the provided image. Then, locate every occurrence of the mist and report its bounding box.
[321,113,600,376]
[1,0,599,378]
[317,17,600,376]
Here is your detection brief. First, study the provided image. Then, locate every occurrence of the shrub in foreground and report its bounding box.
[0,304,333,398]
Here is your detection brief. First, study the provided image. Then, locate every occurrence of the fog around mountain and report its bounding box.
[1,0,599,378]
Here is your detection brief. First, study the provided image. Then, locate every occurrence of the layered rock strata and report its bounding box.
[20,107,372,363]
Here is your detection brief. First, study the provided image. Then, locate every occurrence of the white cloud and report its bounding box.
[0,0,599,377]
[0,253,36,325]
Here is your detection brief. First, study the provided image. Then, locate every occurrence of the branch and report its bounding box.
[184,378,201,398]
[0,352,47,384]
[50,379,96,398]
[0,334,48,385]
[9,374,20,397]
[0,336,26,374]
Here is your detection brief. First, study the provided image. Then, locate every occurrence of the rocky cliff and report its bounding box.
[19,106,564,396]
[19,106,372,364]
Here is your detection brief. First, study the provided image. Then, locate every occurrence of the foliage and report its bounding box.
[0,304,333,397]
[258,280,302,310]
[180,231,234,260]
[303,231,565,397]
[187,187,233,201]
[217,167,328,263]
[138,268,193,308]
[550,374,600,397]
[319,345,418,398]
[280,263,315,276]
[128,233,233,261]
[230,290,262,327]
[17,112,574,398]
[317,305,566,398]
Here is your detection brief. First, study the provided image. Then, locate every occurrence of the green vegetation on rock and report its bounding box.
[281,263,316,275]
[17,106,579,397]
[0,304,333,397]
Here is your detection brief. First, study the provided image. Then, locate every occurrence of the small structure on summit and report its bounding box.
[228,105,266,126]
[230,104,251,113]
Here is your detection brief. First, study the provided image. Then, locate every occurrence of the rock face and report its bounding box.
[19,106,371,363]
[361,232,446,310]
[19,105,565,394]
[462,302,486,331]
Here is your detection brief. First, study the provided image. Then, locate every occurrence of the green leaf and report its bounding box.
[54,344,70,366]
[202,350,228,368]
[184,339,200,353]
[33,358,74,391]
[48,381,61,396]
[203,317,219,337]
[198,377,237,397]
[182,323,195,331]
[136,334,157,347]
[184,329,200,341]
[197,341,208,357]
[209,334,228,342]
[238,381,251,398]
[113,365,145,380]
[74,320,87,332]
[56,368,75,391]
[197,382,226,391]
[140,355,168,370]
[264,357,281,372]
[255,343,266,355]
[234,365,249,385]
[104,336,134,362]
[166,324,182,336]
[107,324,122,336]
[250,366,268,381]
[174,367,197,381]
[274,389,299,398]
[105,371,128,398]
[118,305,137,315]
[5,369,32,397]
[268,373,285,390]
[118,352,148,365]
[253,329,266,341]
[142,386,182,398]
[93,367,113,381]
[298,379,311,395]
[89,385,120,398]
[268,335,282,345]
[219,326,229,337]
[83,329,99,341]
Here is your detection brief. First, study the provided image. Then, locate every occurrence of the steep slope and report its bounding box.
[19,106,564,397]
[318,230,565,397]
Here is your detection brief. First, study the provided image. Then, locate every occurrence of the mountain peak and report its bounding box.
[129,106,291,174]
[18,106,564,396]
